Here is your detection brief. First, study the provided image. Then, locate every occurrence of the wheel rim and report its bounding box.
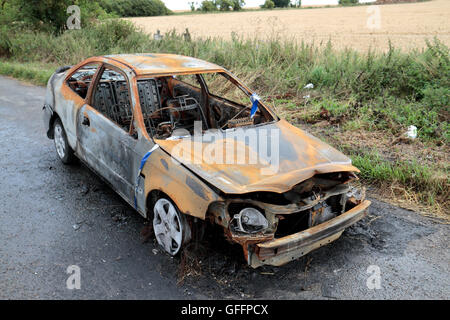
[54,123,66,159]
[153,198,183,255]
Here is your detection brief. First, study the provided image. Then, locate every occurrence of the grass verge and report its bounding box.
[0,60,55,86]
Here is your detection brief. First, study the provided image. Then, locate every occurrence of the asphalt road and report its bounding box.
[0,76,448,300]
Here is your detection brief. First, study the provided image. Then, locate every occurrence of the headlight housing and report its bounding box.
[232,207,268,234]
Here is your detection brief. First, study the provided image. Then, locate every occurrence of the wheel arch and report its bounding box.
[145,188,207,221]
[47,111,61,139]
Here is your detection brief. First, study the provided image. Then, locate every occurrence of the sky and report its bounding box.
[162,0,265,11]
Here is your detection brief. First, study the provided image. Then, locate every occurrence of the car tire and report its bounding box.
[152,197,191,256]
[53,118,75,165]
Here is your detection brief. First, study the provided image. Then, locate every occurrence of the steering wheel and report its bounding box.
[155,121,173,139]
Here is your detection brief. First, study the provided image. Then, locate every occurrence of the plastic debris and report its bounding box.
[250,93,260,119]
[406,125,417,139]
[304,83,314,89]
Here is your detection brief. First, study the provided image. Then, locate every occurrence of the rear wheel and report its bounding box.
[53,118,75,164]
[153,198,191,256]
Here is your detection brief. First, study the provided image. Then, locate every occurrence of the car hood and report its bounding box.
[156,120,359,194]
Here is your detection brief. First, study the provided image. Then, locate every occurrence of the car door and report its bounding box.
[76,64,140,204]
[59,62,100,149]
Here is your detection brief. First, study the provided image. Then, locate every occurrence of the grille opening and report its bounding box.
[274,195,345,238]
[275,210,309,238]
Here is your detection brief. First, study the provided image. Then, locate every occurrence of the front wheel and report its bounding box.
[153,198,191,256]
[53,118,75,164]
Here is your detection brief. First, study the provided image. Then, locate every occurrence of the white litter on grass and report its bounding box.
[406,125,417,139]
[304,83,314,89]
[303,95,311,99]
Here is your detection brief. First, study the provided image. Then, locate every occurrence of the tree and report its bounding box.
[231,0,245,11]
[261,0,275,9]
[273,0,290,7]
[216,0,244,11]
[7,0,109,33]
[200,0,217,12]
[14,0,72,32]
[218,0,232,11]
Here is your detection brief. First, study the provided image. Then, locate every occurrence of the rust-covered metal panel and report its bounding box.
[157,119,359,194]
[142,147,221,219]
[105,53,225,76]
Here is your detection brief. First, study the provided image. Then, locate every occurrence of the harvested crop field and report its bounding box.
[127,0,450,52]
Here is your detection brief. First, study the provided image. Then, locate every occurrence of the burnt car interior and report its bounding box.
[66,63,98,99]
[67,64,136,134]
[91,67,134,133]
[67,65,276,139]
[137,72,275,139]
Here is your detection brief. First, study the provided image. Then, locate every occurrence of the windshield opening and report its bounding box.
[137,72,275,140]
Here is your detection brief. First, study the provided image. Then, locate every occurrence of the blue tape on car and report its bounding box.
[250,93,260,119]
[134,144,160,209]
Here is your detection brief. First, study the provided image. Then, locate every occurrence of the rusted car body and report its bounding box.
[43,54,370,268]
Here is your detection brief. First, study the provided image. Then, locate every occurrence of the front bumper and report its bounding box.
[248,200,371,268]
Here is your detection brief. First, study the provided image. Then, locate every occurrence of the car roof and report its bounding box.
[103,53,225,76]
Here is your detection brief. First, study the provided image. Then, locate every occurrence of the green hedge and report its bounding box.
[99,0,172,17]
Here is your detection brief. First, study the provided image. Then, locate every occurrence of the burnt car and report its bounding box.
[43,54,370,267]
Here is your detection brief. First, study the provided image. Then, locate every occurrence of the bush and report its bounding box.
[9,0,73,33]
[99,0,172,17]
[0,25,12,56]
[228,0,245,11]
[218,0,233,11]
[273,0,290,7]
[200,0,218,12]
[197,0,244,12]
[0,0,110,33]
[261,0,275,9]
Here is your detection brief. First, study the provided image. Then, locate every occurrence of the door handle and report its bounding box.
[82,116,90,126]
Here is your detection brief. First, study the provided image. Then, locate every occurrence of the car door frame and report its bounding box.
[58,61,102,151]
[77,62,148,208]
